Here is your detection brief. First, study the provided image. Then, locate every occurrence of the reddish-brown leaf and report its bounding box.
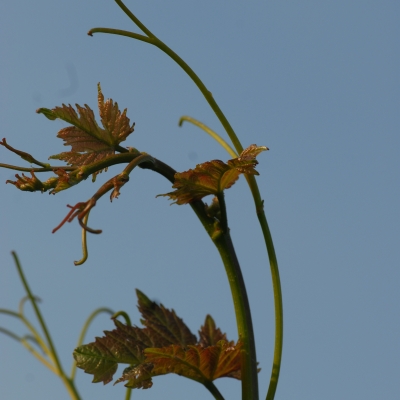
[37,83,135,167]
[158,144,268,204]
[74,290,197,386]
[145,341,242,382]
[136,289,197,347]
[74,291,244,390]
[198,314,227,347]
[116,341,242,388]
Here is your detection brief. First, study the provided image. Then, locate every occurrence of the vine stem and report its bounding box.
[12,252,82,400]
[93,2,284,398]
[179,118,283,399]
[246,177,283,400]
[203,381,225,400]
[213,232,259,399]
[152,26,284,400]
[139,157,258,399]
[124,387,132,400]
[0,325,56,372]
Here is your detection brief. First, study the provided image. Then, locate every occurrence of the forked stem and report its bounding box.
[11,253,82,400]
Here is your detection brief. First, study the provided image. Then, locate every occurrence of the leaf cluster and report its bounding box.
[1,84,267,263]
[2,84,137,196]
[159,144,268,205]
[39,83,135,168]
[73,290,243,390]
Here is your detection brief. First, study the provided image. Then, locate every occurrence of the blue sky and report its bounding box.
[0,1,399,399]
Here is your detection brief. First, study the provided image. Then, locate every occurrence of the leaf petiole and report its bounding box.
[0,138,51,168]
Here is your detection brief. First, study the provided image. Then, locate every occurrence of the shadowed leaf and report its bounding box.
[37,83,134,167]
[74,290,196,385]
[74,290,242,390]
[136,289,197,347]
[73,319,155,384]
[158,144,268,204]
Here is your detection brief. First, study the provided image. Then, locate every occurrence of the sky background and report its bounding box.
[0,1,399,399]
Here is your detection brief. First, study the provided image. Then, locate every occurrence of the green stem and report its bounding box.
[112,311,132,326]
[20,337,58,372]
[124,387,132,400]
[0,163,74,172]
[97,3,283,397]
[115,0,156,38]
[75,151,141,180]
[203,381,225,400]
[139,158,258,399]
[0,138,51,168]
[216,192,228,233]
[88,28,153,44]
[153,27,283,400]
[213,232,258,399]
[19,294,41,316]
[12,251,62,369]
[0,308,52,356]
[89,23,243,153]
[12,253,82,400]
[178,120,284,399]
[0,325,57,372]
[245,176,283,400]
[0,326,22,342]
[0,149,140,177]
[179,116,238,158]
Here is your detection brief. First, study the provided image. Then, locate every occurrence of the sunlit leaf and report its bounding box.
[117,341,242,388]
[146,340,242,381]
[159,144,268,204]
[37,83,134,167]
[198,314,227,346]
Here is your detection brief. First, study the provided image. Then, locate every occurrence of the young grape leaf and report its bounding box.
[198,314,227,346]
[158,144,268,204]
[116,341,243,388]
[145,340,242,381]
[115,363,154,389]
[136,289,197,347]
[6,171,58,192]
[36,83,134,167]
[74,319,155,384]
[74,292,244,390]
[74,290,197,385]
